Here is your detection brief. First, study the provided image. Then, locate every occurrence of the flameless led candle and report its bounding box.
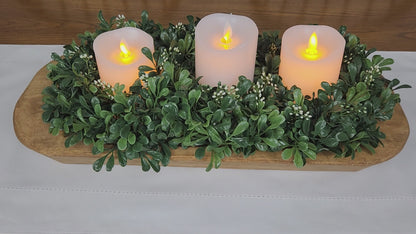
[279,25,345,96]
[195,13,258,87]
[93,27,154,88]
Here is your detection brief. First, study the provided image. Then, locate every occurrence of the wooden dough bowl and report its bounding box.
[13,64,410,171]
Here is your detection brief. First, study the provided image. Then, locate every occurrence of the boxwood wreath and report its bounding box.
[42,11,411,172]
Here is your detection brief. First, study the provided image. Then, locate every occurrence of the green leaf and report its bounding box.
[379,58,394,67]
[42,111,52,123]
[315,119,329,137]
[124,112,136,124]
[160,143,171,166]
[117,137,128,150]
[393,84,412,91]
[177,70,192,90]
[93,103,102,116]
[147,77,157,96]
[91,96,100,106]
[94,140,105,154]
[362,143,376,154]
[184,33,193,50]
[298,142,308,151]
[140,157,151,171]
[188,89,201,106]
[114,92,128,106]
[132,142,144,153]
[213,152,222,169]
[57,94,70,108]
[348,63,358,81]
[347,34,358,47]
[120,125,130,138]
[302,119,311,134]
[257,114,267,132]
[128,132,136,145]
[162,103,179,121]
[195,147,206,159]
[97,10,110,29]
[350,89,370,104]
[294,149,304,168]
[282,148,294,160]
[212,109,224,123]
[66,132,82,147]
[93,155,107,172]
[207,126,223,145]
[224,147,232,157]
[179,69,190,81]
[303,149,316,160]
[298,135,309,142]
[111,103,125,114]
[148,159,161,172]
[106,154,115,171]
[163,62,174,79]
[372,55,383,65]
[73,123,86,132]
[147,150,163,160]
[263,138,279,148]
[89,117,98,125]
[83,138,93,146]
[320,82,331,92]
[269,112,285,125]
[335,132,349,142]
[118,150,127,167]
[89,84,98,93]
[159,88,169,97]
[356,82,366,92]
[161,117,169,131]
[255,142,268,151]
[143,115,152,125]
[322,137,339,148]
[139,65,155,72]
[293,89,303,105]
[354,131,368,141]
[231,121,249,137]
[346,87,356,103]
[160,31,170,44]
[236,76,252,95]
[206,155,214,172]
[141,47,153,62]
[138,135,149,145]
[266,115,285,131]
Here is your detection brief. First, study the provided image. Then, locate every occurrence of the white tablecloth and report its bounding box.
[1,45,415,233]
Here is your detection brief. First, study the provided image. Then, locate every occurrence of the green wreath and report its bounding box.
[42,11,411,172]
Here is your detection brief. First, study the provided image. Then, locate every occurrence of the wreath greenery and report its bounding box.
[42,11,411,172]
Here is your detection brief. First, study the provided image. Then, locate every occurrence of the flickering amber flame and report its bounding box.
[118,41,135,64]
[303,32,319,60]
[120,42,130,58]
[221,25,232,50]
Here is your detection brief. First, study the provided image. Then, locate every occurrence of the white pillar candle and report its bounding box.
[279,25,345,96]
[93,27,154,89]
[195,13,258,87]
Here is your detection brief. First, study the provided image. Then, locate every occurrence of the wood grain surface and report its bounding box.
[13,64,410,171]
[0,0,416,51]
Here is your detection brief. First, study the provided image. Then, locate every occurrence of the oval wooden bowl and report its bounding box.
[13,64,410,171]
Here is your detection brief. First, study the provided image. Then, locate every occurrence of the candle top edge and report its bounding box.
[93,27,154,50]
[196,13,258,32]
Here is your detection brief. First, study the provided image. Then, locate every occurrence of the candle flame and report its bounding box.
[221,25,232,50]
[118,40,135,64]
[303,32,320,60]
[306,32,318,55]
[120,42,130,58]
